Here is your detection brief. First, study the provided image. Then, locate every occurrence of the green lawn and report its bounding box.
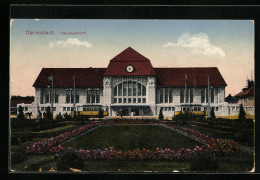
[36,124,77,133]
[63,124,202,151]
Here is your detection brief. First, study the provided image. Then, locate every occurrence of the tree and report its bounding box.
[17,105,25,121]
[210,107,216,119]
[97,108,104,119]
[55,113,64,121]
[239,103,246,120]
[159,108,164,120]
[45,106,53,121]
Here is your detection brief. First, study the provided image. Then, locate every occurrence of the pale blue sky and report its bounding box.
[10,19,254,96]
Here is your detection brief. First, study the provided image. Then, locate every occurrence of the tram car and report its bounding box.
[174,106,208,116]
[75,105,108,117]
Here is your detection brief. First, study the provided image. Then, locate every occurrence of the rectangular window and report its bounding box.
[114,98,117,103]
[119,98,122,103]
[190,89,193,103]
[138,98,141,103]
[63,107,66,111]
[215,88,219,103]
[206,88,208,103]
[25,107,28,111]
[76,90,79,103]
[114,86,117,96]
[41,107,44,111]
[142,86,146,96]
[143,98,146,103]
[46,91,49,103]
[216,107,219,111]
[165,90,168,103]
[66,90,70,103]
[185,89,189,103]
[96,90,100,103]
[201,89,205,103]
[123,98,127,103]
[128,83,132,96]
[180,89,184,103]
[67,107,70,111]
[123,82,127,96]
[138,83,141,96]
[133,98,136,103]
[128,98,131,103]
[55,90,59,103]
[40,90,43,104]
[198,107,201,111]
[87,90,91,103]
[118,83,122,96]
[53,107,56,111]
[194,107,198,111]
[211,88,214,103]
[172,107,175,111]
[169,90,173,103]
[71,90,74,104]
[71,107,74,111]
[160,89,164,103]
[133,82,137,96]
[92,91,95,103]
[168,107,171,111]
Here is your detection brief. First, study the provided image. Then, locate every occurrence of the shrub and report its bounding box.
[190,152,217,171]
[159,109,164,120]
[234,132,254,145]
[57,151,84,171]
[17,105,25,121]
[55,113,64,121]
[97,108,104,119]
[45,106,53,121]
[11,151,26,164]
[20,131,33,142]
[239,104,246,121]
[210,107,216,119]
[64,113,73,121]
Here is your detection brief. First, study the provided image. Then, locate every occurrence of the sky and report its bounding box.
[10,19,254,97]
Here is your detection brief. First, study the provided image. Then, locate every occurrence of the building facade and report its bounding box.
[19,47,234,117]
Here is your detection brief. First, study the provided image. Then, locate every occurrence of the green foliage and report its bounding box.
[11,151,26,164]
[97,108,104,119]
[234,132,254,145]
[45,106,53,121]
[64,112,73,121]
[210,107,216,119]
[55,113,64,121]
[159,109,164,120]
[190,152,217,171]
[239,104,246,121]
[17,105,25,121]
[57,151,84,171]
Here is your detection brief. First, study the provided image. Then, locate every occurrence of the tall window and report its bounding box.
[215,88,219,103]
[185,89,189,103]
[45,91,49,103]
[96,90,100,103]
[165,89,168,103]
[92,91,96,103]
[40,90,43,104]
[128,83,132,96]
[160,89,164,103]
[133,82,137,96]
[180,89,184,103]
[142,86,146,96]
[114,86,117,96]
[169,90,173,103]
[71,90,74,103]
[55,90,59,103]
[201,89,205,103]
[211,88,214,103]
[118,83,122,96]
[138,83,141,96]
[123,82,127,96]
[66,90,70,103]
[190,89,193,103]
[87,90,91,103]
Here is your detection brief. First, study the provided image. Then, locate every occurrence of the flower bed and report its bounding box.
[26,120,240,160]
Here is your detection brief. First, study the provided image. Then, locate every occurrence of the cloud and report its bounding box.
[49,38,92,48]
[163,33,225,58]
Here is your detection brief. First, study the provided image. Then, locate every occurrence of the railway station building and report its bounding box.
[19,47,243,117]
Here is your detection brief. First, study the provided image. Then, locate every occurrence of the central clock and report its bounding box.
[126,65,134,73]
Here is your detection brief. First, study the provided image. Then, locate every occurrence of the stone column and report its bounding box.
[103,76,112,116]
[147,77,156,116]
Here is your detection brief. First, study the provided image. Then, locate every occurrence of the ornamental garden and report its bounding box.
[10,105,254,172]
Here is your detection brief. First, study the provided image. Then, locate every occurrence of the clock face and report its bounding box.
[126,65,134,73]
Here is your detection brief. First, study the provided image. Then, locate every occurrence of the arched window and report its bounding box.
[113,81,147,104]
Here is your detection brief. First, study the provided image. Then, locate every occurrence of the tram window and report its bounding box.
[194,107,197,111]
[133,98,136,103]
[138,98,141,103]
[87,107,91,111]
[128,98,131,103]
[183,107,186,111]
[83,108,86,111]
[198,107,201,111]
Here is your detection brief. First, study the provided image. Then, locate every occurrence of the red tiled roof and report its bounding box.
[11,99,34,107]
[155,67,227,86]
[33,68,106,88]
[234,86,254,97]
[104,47,157,76]
[110,47,150,62]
